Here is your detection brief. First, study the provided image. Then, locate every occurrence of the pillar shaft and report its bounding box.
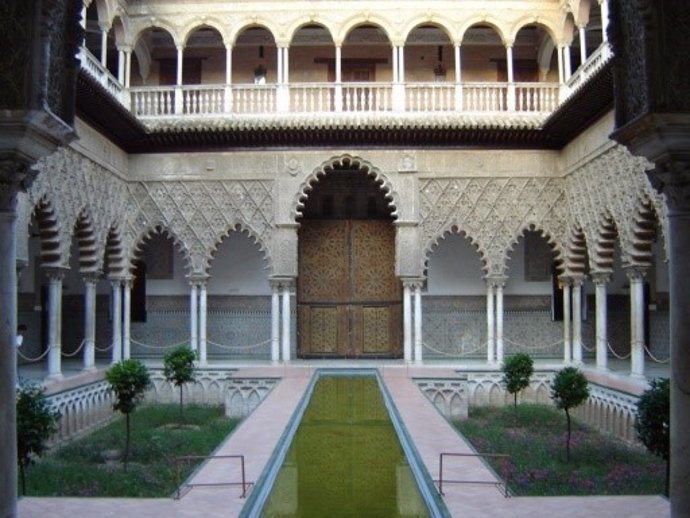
[486,283,495,363]
[593,275,609,370]
[579,26,588,64]
[668,210,690,515]
[413,283,422,364]
[564,45,572,81]
[403,282,412,362]
[281,284,291,362]
[100,28,108,67]
[557,45,565,84]
[46,270,64,379]
[122,279,131,360]
[628,271,646,376]
[270,282,280,362]
[199,283,207,365]
[83,276,97,371]
[496,283,504,364]
[190,283,198,352]
[563,282,572,362]
[110,279,122,363]
[572,279,583,363]
[0,200,18,518]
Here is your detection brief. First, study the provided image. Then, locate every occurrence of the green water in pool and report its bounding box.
[261,376,430,518]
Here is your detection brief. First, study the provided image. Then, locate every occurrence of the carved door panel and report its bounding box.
[298,220,401,357]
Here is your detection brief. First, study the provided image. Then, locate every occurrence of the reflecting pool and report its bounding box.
[261,376,430,518]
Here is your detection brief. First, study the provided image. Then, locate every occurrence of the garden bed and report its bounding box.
[22,405,239,497]
[454,404,665,496]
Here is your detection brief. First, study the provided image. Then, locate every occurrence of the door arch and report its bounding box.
[297,162,401,358]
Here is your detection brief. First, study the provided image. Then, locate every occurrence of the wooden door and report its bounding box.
[298,220,402,358]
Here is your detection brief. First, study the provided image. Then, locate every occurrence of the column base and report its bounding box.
[630,372,646,380]
[46,372,64,381]
[81,366,97,373]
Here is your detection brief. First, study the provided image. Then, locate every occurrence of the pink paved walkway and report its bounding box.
[19,365,669,518]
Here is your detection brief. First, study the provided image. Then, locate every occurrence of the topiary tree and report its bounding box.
[16,384,61,495]
[105,359,151,470]
[550,367,589,462]
[501,352,534,422]
[163,346,197,420]
[636,377,670,496]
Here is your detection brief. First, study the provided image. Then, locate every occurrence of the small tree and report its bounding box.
[501,353,534,422]
[550,367,589,462]
[636,377,670,496]
[16,384,61,495]
[105,359,151,470]
[163,346,197,420]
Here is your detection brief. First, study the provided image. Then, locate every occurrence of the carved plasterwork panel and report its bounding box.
[420,177,567,276]
[124,179,274,274]
[564,144,666,270]
[28,147,130,270]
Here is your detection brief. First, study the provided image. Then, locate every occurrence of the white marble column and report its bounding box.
[562,278,572,363]
[600,0,610,42]
[413,281,423,364]
[572,277,583,364]
[398,46,405,83]
[283,47,289,84]
[122,277,132,360]
[334,45,343,112]
[46,268,65,379]
[564,45,573,82]
[199,281,208,366]
[557,45,565,85]
[270,280,280,362]
[175,45,184,113]
[592,273,610,370]
[486,280,496,364]
[99,24,109,67]
[110,278,122,363]
[82,274,98,371]
[224,44,233,112]
[505,44,515,110]
[117,48,125,84]
[628,267,647,377]
[403,281,412,362]
[189,282,198,352]
[495,280,505,364]
[281,282,292,362]
[454,43,463,110]
[124,49,132,88]
[578,25,588,64]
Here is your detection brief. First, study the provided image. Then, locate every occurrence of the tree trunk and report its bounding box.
[124,412,130,471]
[179,385,184,421]
[565,409,571,462]
[513,392,518,424]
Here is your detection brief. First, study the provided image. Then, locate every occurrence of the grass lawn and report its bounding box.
[454,404,666,496]
[22,405,239,497]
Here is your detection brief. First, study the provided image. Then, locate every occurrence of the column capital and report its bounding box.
[82,271,102,284]
[570,274,585,287]
[270,276,295,289]
[97,21,112,32]
[557,275,574,288]
[484,275,507,288]
[401,277,425,289]
[590,271,611,285]
[43,266,68,281]
[188,273,209,286]
[0,159,37,211]
[624,264,648,281]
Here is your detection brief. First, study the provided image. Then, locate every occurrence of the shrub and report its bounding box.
[636,377,670,495]
[501,353,534,421]
[105,359,151,470]
[16,384,61,495]
[551,367,589,462]
[163,346,197,420]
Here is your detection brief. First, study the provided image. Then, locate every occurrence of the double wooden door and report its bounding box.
[297,220,402,358]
